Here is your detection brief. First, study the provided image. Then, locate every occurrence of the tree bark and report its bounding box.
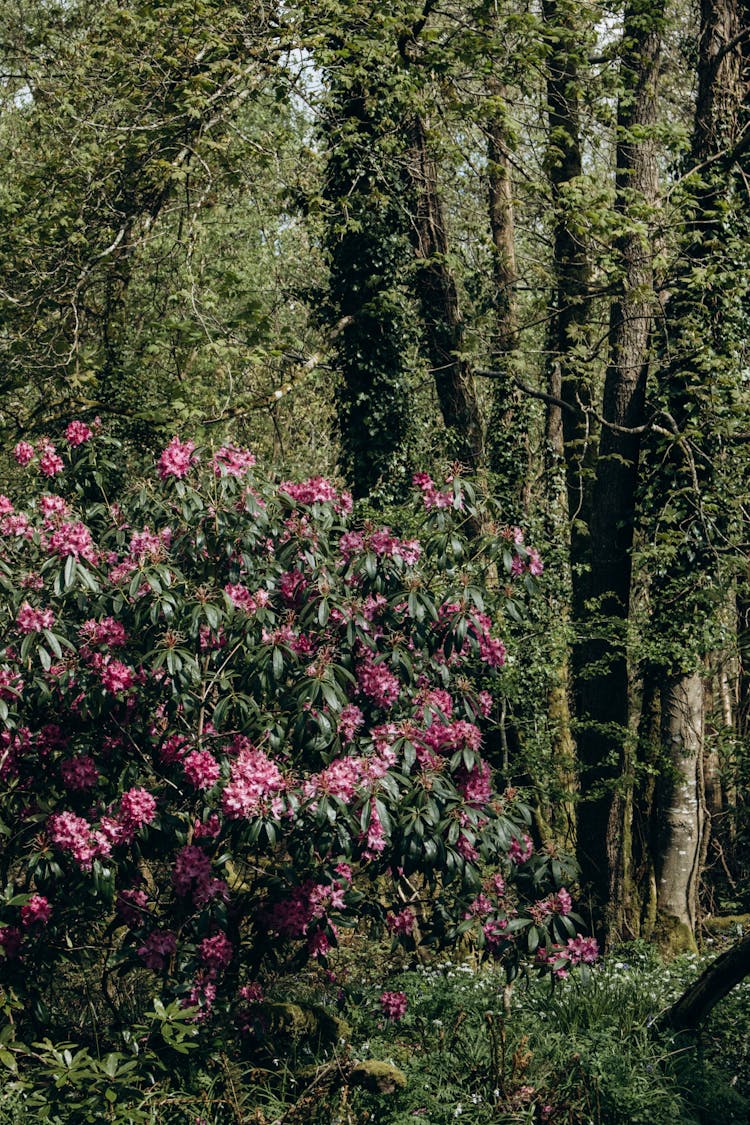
[575,0,663,941]
[653,671,705,951]
[661,928,750,1031]
[407,115,485,469]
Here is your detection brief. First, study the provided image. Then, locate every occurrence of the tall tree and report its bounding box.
[574,0,664,938]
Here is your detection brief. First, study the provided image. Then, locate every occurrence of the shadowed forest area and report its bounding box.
[1,0,750,1121]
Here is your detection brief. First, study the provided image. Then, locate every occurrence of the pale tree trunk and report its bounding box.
[654,671,705,951]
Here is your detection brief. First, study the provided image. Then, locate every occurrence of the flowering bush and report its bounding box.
[0,428,590,1033]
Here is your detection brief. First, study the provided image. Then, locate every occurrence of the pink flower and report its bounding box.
[157,437,196,479]
[48,520,96,562]
[184,750,220,790]
[13,441,34,466]
[38,440,64,477]
[457,761,492,808]
[379,990,408,1020]
[339,704,364,742]
[279,477,338,505]
[0,495,12,516]
[357,654,400,709]
[0,668,24,700]
[566,935,599,964]
[20,894,51,927]
[1,513,32,538]
[137,930,176,970]
[222,747,285,819]
[527,548,544,577]
[79,617,127,648]
[39,494,70,525]
[509,834,533,865]
[16,602,55,634]
[212,444,256,477]
[47,810,111,870]
[119,787,157,831]
[60,756,99,791]
[386,908,415,935]
[100,659,134,694]
[65,420,93,446]
[199,932,233,970]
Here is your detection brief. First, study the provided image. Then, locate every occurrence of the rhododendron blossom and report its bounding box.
[13,441,34,466]
[20,895,51,927]
[16,602,55,634]
[380,990,408,1020]
[157,436,196,479]
[65,420,93,446]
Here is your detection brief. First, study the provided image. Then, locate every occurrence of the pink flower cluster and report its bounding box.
[212,444,256,477]
[379,990,408,1020]
[157,436,196,479]
[357,654,400,708]
[225,583,269,614]
[456,760,492,807]
[172,845,227,907]
[47,811,111,870]
[412,471,461,510]
[386,908,415,935]
[48,520,96,562]
[279,476,353,513]
[100,658,135,694]
[16,602,55,634]
[222,746,286,819]
[199,931,233,969]
[79,617,127,648]
[20,894,51,927]
[38,440,64,477]
[509,834,534,864]
[138,929,176,970]
[13,441,34,466]
[65,420,93,446]
[184,749,221,790]
[60,755,100,791]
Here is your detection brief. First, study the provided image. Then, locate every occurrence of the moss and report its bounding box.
[349,1059,407,1094]
[260,1002,351,1046]
[703,914,750,935]
[653,913,698,956]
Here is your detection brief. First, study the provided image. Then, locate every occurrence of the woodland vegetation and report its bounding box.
[1,0,750,1121]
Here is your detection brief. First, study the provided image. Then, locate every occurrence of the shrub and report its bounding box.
[0,428,585,1041]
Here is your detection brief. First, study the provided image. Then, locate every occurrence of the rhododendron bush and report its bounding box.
[0,428,590,1033]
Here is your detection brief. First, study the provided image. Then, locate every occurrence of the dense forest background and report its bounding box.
[1,0,750,959]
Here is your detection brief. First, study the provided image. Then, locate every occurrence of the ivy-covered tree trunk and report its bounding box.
[407,114,485,469]
[575,0,662,940]
[542,0,595,583]
[323,76,418,498]
[485,86,529,508]
[646,0,749,947]
[540,0,598,852]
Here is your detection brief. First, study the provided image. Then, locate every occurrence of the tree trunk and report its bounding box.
[485,85,529,507]
[653,671,705,952]
[575,0,663,941]
[323,77,418,498]
[542,0,595,582]
[661,927,750,1032]
[407,114,485,469]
